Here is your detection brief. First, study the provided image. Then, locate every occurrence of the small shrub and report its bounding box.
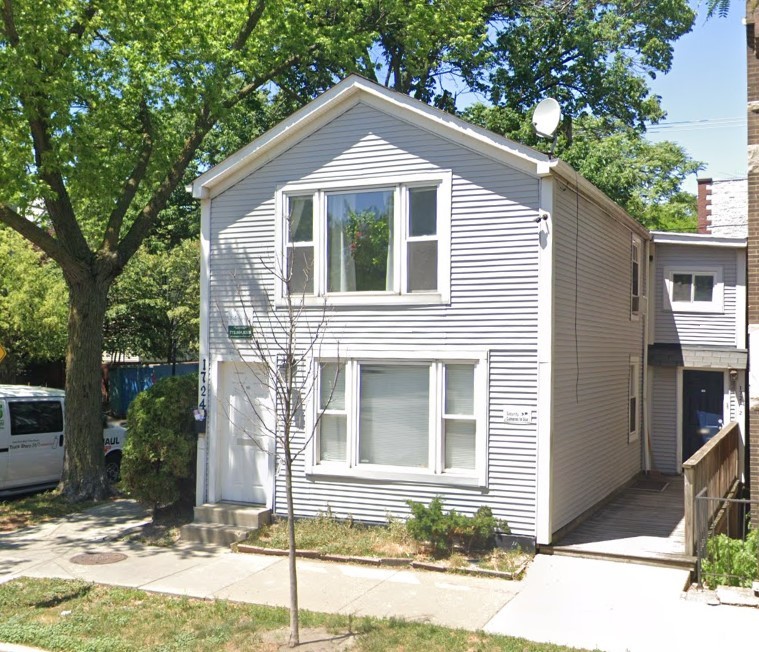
[701,529,758,589]
[406,497,508,557]
[121,374,198,513]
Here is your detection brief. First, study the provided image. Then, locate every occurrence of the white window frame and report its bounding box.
[629,356,640,443]
[307,350,487,488]
[663,266,724,314]
[275,172,452,306]
[631,235,642,320]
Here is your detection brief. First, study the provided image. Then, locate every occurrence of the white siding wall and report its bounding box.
[550,185,644,534]
[207,103,542,536]
[653,245,738,346]
[650,366,679,474]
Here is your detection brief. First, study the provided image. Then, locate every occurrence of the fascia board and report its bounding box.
[651,231,747,248]
[191,75,548,199]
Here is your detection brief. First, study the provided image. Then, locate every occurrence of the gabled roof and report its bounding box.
[190,75,648,238]
[190,74,551,200]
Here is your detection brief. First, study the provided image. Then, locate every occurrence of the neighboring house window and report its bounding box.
[628,357,640,443]
[314,355,485,484]
[663,266,723,313]
[631,236,641,318]
[278,173,451,304]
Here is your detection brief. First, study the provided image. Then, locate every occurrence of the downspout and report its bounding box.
[642,237,652,473]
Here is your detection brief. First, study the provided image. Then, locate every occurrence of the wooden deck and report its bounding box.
[545,475,695,568]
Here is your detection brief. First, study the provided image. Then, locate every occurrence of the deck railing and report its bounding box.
[682,421,742,556]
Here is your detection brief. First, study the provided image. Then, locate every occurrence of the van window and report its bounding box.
[9,401,64,435]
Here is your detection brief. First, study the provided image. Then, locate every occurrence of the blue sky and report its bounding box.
[647,1,746,193]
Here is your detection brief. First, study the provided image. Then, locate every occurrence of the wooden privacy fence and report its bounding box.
[682,421,742,556]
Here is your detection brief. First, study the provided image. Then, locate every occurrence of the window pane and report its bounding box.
[445,364,474,414]
[320,363,345,410]
[10,401,63,435]
[445,419,476,470]
[629,397,637,434]
[694,275,714,302]
[407,241,437,292]
[672,274,692,302]
[327,190,394,292]
[288,246,314,295]
[359,365,429,467]
[409,187,437,236]
[320,414,347,462]
[288,196,313,243]
[632,260,639,297]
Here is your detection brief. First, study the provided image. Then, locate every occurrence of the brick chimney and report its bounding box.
[697,178,713,234]
[745,1,759,524]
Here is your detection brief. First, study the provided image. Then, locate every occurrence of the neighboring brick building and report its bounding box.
[697,177,747,237]
[745,2,759,523]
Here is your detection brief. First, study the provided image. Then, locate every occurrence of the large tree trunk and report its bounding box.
[60,275,112,501]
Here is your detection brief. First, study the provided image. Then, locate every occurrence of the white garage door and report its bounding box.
[218,362,273,505]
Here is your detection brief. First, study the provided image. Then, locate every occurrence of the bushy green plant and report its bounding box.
[405,497,507,557]
[121,374,198,512]
[701,529,758,589]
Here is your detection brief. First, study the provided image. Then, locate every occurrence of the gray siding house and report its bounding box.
[647,231,746,475]
[190,76,649,547]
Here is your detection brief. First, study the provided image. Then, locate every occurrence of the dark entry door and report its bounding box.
[682,370,724,462]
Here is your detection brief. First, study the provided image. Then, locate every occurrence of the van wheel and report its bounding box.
[105,452,122,483]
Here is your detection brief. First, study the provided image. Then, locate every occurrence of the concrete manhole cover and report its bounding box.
[69,552,127,565]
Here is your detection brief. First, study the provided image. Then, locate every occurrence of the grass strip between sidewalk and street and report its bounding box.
[0,578,589,652]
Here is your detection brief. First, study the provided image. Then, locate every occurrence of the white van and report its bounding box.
[0,384,126,495]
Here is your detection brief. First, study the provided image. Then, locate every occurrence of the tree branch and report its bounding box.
[1,0,19,45]
[231,0,266,51]
[102,98,154,252]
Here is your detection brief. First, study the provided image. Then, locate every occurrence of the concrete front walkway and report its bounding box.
[2,500,759,652]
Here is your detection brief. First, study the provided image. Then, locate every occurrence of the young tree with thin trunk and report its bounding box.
[221,250,338,647]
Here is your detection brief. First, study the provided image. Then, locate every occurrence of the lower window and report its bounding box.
[316,359,482,478]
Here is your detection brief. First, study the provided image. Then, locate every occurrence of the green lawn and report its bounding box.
[0,490,99,532]
[0,578,590,652]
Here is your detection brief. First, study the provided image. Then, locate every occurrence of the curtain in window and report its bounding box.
[359,365,429,467]
[327,190,393,292]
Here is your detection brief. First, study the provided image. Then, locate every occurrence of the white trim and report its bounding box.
[663,266,724,314]
[650,231,747,248]
[536,177,554,545]
[207,357,220,504]
[307,353,488,488]
[736,248,747,349]
[196,198,211,506]
[275,172,452,306]
[676,367,683,472]
[191,76,545,199]
[631,235,642,321]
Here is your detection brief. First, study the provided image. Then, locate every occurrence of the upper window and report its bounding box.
[279,173,451,304]
[663,266,723,314]
[313,355,485,485]
[631,237,641,318]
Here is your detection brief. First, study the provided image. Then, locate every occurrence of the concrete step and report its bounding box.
[179,522,249,546]
[193,503,271,528]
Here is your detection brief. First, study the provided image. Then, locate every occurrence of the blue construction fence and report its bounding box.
[107,362,198,417]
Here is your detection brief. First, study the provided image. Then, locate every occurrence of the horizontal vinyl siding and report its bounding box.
[650,366,678,474]
[550,185,644,535]
[208,103,541,536]
[653,245,738,346]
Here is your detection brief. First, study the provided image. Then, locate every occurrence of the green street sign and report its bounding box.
[228,325,252,340]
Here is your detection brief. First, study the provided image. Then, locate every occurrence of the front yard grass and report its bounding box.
[242,514,530,577]
[0,490,99,532]
[0,577,588,652]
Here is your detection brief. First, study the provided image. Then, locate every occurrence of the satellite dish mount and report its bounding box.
[532,98,562,158]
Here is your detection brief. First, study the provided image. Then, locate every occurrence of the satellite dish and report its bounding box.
[532,98,562,139]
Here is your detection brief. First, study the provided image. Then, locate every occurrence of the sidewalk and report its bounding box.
[3,500,759,652]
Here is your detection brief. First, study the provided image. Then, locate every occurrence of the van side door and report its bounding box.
[7,398,65,488]
[0,400,8,488]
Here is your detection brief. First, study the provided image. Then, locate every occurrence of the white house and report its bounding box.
[647,231,747,476]
[189,76,650,548]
